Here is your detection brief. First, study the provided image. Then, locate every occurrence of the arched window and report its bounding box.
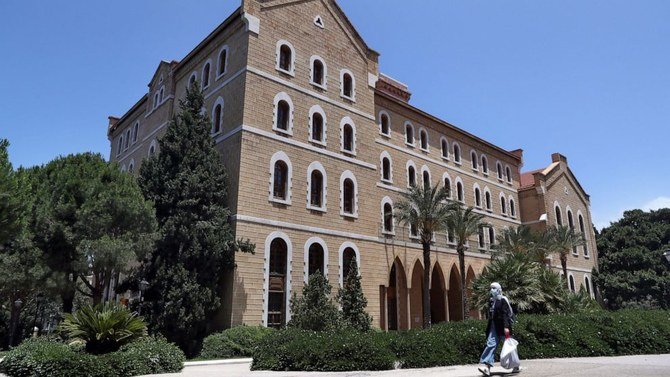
[278,42,293,73]
[555,205,563,226]
[382,157,391,182]
[189,73,197,88]
[383,201,393,233]
[410,222,418,238]
[407,165,416,187]
[453,143,461,163]
[128,160,135,173]
[443,175,452,198]
[475,187,482,207]
[481,155,489,174]
[124,129,131,150]
[117,136,123,156]
[457,181,464,202]
[343,179,354,213]
[568,210,575,229]
[268,237,288,328]
[311,112,324,143]
[148,140,157,157]
[211,99,223,134]
[488,226,495,249]
[340,171,357,217]
[309,170,324,209]
[419,128,428,151]
[217,46,228,77]
[341,70,355,100]
[441,138,449,159]
[506,166,512,183]
[273,161,289,200]
[478,226,485,249]
[379,112,390,136]
[311,57,325,86]
[497,162,503,180]
[342,247,356,281]
[308,243,324,276]
[273,93,293,134]
[405,122,414,145]
[132,122,139,143]
[584,276,592,296]
[485,190,492,211]
[342,123,355,153]
[471,151,478,170]
[501,196,507,215]
[202,62,211,88]
[159,87,164,103]
[422,170,430,189]
[568,274,576,293]
[579,214,589,256]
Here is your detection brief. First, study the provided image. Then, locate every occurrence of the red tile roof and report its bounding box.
[520,169,543,189]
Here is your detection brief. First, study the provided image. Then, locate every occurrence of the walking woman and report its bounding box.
[478,282,519,376]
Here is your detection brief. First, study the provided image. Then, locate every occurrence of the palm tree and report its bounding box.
[444,203,484,320]
[394,184,451,328]
[545,225,585,288]
[494,225,538,258]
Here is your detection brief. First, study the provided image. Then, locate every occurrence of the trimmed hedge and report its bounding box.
[252,327,395,371]
[252,310,670,371]
[0,337,185,377]
[200,326,274,360]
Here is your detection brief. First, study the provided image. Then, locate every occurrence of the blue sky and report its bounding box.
[1,0,669,229]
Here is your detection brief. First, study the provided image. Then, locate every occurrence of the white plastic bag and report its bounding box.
[500,337,520,369]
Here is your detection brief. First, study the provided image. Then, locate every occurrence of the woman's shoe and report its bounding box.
[478,364,491,376]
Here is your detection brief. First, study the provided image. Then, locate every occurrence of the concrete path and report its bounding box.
[144,354,670,377]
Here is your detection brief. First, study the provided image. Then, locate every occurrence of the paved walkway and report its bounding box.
[145,354,670,377]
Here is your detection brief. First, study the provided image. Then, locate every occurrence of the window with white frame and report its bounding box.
[148,140,157,157]
[379,111,390,136]
[567,209,577,254]
[497,162,503,180]
[340,117,356,154]
[159,86,164,103]
[117,136,123,156]
[419,128,429,151]
[579,213,589,257]
[405,122,415,146]
[307,241,325,277]
[128,159,135,174]
[269,151,292,205]
[124,129,131,150]
[421,166,431,190]
[453,143,461,163]
[340,69,355,100]
[310,56,326,88]
[500,194,507,215]
[189,72,197,88]
[276,40,295,75]
[202,61,211,88]
[478,226,485,249]
[441,138,449,159]
[456,179,464,202]
[471,150,478,170]
[484,189,492,211]
[381,196,394,234]
[474,186,482,208]
[509,197,516,218]
[211,97,224,134]
[273,92,294,135]
[555,205,563,226]
[217,46,229,78]
[481,155,489,175]
[307,161,326,211]
[443,173,452,198]
[584,275,592,297]
[132,122,139,144]
[488,226,495,249]
[406,161,417,188]
[380,151,392,183]
[505,166,512,183]
[568,274,576,293]
[308,105,326,145]
[340,170,358,217]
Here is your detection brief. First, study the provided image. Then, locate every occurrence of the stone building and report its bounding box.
[107,0,597,330]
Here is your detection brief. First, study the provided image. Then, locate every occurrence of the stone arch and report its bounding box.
[466,266,479,319]
[447,264,463,321]
[409,259,424,328]
[385,257,409,330]
[430,262,447,324]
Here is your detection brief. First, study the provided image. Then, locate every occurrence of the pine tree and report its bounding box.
[0,139,21,246]
[288,272,341,331]
[138,83,253,356]
[337,258,372,332]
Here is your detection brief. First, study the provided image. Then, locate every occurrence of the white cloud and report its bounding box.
[594,196,670,231]
[641,196,670,211]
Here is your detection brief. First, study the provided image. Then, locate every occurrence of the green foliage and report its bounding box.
[288,272,341,331]
[594,208,670,309]
[0,337,184,377]
[545,226,585,283]
[338,258,372,332]
[60,303,147,354]
[0,139,22,246]
[199,326,274,360]
[252,327,395,371]
[137,83,253,357]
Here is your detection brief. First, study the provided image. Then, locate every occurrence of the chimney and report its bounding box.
[551,153,567,164]
[108,116,120,130]
[376,73,411,102]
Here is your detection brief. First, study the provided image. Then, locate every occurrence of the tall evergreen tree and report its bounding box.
[0,139,22,246]
[138,84,253,356]
[288,272,341,331]
[337,258,371,332]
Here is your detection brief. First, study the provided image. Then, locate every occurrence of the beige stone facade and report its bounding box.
[107,0,598,330]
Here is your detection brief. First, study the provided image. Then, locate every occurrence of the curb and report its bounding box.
[184,358,253,367]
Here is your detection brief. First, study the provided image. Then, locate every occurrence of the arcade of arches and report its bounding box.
[380,258,481,330]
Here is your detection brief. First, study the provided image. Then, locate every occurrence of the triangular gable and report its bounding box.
[544,164,591,204]
[147,60,178,88]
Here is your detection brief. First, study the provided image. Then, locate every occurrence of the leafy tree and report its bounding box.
[337,258,371,332]
[288,272,341,331]
[494,225,540,261]
[137,83,253,357]
[444,203,484,320]
[0,139,22,246]
[594,208,670,310]
[545,226,585,287]
[30,154,156,312]
[394,184,452,328]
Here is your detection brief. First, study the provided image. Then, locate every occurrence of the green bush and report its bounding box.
[199,326,274,360]
[0,337,184,377]
[252,327,395,371]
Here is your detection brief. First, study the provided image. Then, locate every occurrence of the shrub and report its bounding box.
[338,259,372,332]
[252,327,395,371]
[60,303,147,354]
[0,337,184,377]
[199,326,274,360]
[288,273,342,331]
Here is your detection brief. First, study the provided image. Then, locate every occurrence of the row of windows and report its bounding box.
[188,45,230,90]
[378,111,514,184]
[119,140,157,173]
[380,153,517,218]
[276,40,356,101]
[265,233,359,327]
[272,92,358,155]
[567,273,594,297]
[116,121,141,157]
[554,203,590,257]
